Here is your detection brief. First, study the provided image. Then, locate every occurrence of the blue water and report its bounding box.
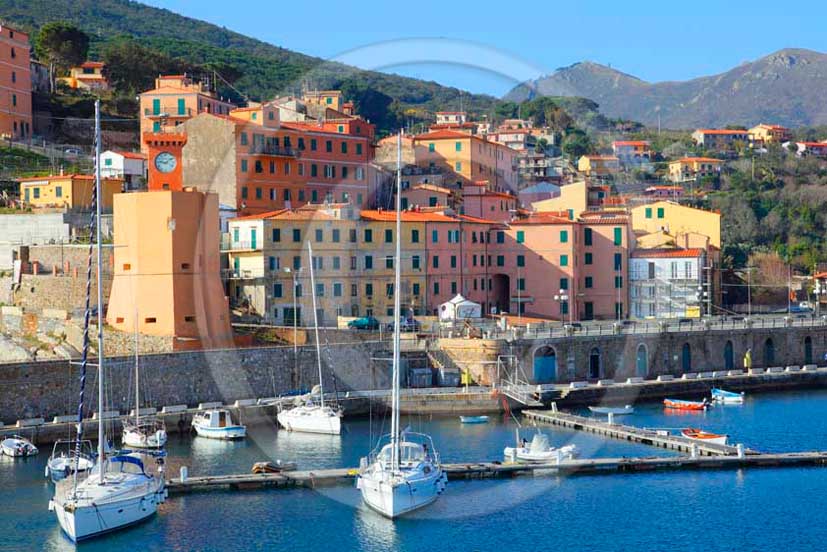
[3,389,827,551]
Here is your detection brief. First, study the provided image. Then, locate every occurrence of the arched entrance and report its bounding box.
[724,341,734,370]
[681,343,691,372]
[589,348,601,380]
[533,346,557,383]
[805,336,813,365]
[764,338,775,366]
[491,274,510,314]
[635,344,648,378]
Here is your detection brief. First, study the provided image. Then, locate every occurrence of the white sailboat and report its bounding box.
[276,241,342,435]
[49,101,166,542]
[45,439,95,483]
[122,324,167,449]
[357,132,447,518]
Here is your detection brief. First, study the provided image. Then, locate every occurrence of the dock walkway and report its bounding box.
[521,409,754,456]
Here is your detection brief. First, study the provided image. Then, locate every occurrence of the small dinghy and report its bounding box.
[44,439,95,482]
[711,388,745,404]
[1,435,38,457]
[251,460,298,474]
[664,398,708,411]
[504,432,577,463]
[681,428,728,446]
[589,405,634,416]
[460,415,490,424]
[192,408,247,440]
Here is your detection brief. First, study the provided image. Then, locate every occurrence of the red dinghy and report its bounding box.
[663,398,708,411]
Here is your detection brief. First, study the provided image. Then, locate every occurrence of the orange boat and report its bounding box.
[663,398,708,411]
[681,428,728,446]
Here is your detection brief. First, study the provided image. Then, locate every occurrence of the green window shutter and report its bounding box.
[585,253,593,265]
[152,98,160,115]
[517,255,525,267]
[657,207,665,218]
[177,98,186,115]
[152,121,161,132]
[428,143,435,152]
[516,230,525,244]
[613,227,622,246]
[560,230,568,243]
[585,276,593,288]
[560,254,569,267]
[455,142,462,152]
[645,207,652,219]
[584,227,592,246]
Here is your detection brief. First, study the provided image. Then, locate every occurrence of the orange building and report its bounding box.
[59,61,109,91]
[139,75,235,150]
[0,24,32,140]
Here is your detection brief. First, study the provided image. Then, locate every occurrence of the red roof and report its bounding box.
[632,248,705,259]
[675,157,722,163]
[613,140,650,146]
[483,191,517,200]
[80,61,105,69]
[429,123,477,130]
[231,209,289,221]
[696,129,748,135]
[413,130,472,140]
[113,151,146,160]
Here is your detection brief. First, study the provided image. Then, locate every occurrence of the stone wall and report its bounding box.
[20,243,114,276]
[10,273,112,312]
[0,339,392,423]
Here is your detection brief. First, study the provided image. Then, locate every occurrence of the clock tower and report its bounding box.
[143,131,187,191]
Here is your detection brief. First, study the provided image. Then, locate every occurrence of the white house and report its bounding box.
[629,248,707,319]
[100,150,147,190]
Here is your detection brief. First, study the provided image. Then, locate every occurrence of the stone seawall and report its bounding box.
[0,339,393,423]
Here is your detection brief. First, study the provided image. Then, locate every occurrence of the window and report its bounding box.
[33,187,40,199]
[450,256,457,268]
[364,229,373,243]
[341,142,348,154]
[585,252,593,265]
[177,98,186,115]
[615,275,623,288]
[657,207,665,219]
[356,143,363,155]
[253,159,262,173]
[332,229,340,242]
[386,257,393,269]
[311,190,318,202]
[292,229,301,242]
[516,230,525,244]
[386,283,394,297]
[613,227,623,246]
[411,229,420,243]
[351,284,358,297]
[412,255,421,269]
[584,227,593,246]
[240,132,248,146]
[433,256,439,268]
[560,254,569,267]
[432,230,438,243]
[560,230,568,243]
[152,98,160,115]
[516,254,526,267]
[55,186,62,198]
[518,278,525,291]
[233,228,240,242]
[334,283,343,297]
[455,141,462,152]
[269,257,276,271]
[333,256,341,270]
[560,277,568,290]
[366,283,373,296]
[451,281,458,294]
[455,161,462,172]
[295,284,302,298]
[316,283,325,297]
[310,139,317,151]
[293,256,301,270]
[326,140,333,152]
[311,164,318,177]
[496,231,505,244]
[273,283,283,298]
[428,143,435,152]
[272,228,281,242]
[561,302,569,315]
[365,255,373,269]
[434,282,440,295]
[255,187,262,199]
[645,207,652,219]
[413,283,420,296]
[10,71,14,84]
[614,253,622,271]
[385,229,393,243]
[496,255,505,267]
[240,159,248,172]
[585,276,593,288]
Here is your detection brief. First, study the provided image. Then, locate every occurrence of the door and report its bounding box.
[589,348,601,379]
[584,302,594,320]
[805,336,813,365]
[533,347,557,383]
[635,345,648,377]
[724,341,734,370]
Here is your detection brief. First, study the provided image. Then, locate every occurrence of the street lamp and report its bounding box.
[554,289,570,324]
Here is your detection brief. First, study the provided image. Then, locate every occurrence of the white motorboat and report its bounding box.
[589,405,634,415]
[276,242,343,435]
[681,428,729,446]
[358,133,447,518]
[1,435,38,457]
[51,103,165,542]
[122,327,167,449]
[460,415,490,424]
[711,388,745,404]
[45,440,95,482]
[504,432,577,463]
[192,408,247,440]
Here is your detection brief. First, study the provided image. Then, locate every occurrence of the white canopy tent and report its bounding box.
[439,294,482,321]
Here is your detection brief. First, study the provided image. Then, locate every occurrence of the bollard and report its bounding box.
[608,412,615,425]
[551,402,558,413]
[690,443,698,459]
[180,465,188,482]
[737,444,745,459]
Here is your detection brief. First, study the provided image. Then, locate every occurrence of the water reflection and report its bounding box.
[355,504,399,550]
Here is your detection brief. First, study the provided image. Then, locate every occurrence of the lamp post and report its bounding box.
[554,289,569,324]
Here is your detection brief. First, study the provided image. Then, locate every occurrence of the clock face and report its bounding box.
[154,151,177,173]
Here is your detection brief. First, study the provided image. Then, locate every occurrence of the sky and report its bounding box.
[144,0,827,97]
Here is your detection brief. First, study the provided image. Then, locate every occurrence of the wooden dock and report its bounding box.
[521,408,755,456]
[166,452,827,495]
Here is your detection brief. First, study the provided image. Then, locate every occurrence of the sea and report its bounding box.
[3,388,827,551]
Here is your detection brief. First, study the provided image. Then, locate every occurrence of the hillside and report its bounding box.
[0,0,499,131]
[509,49,827,129]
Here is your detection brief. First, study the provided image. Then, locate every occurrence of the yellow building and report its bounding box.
[577,155,620,176]
[630,201,721,249]
[748,124,791,145]
[59,61,108,91]
[18,174,123,211]
[667,157,722,182]
[412,129,519,192]
[302,90,343,112]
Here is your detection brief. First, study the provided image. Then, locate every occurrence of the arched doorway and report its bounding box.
[533,346,557,383]
[764,338,775,366]
[805,336,813,365]
[589,348,601,380]
[635,344,648,378]
[724,341,734,370]
[490,274,510,314]
[681,343,691,372]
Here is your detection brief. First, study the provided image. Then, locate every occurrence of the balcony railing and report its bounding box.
[221,239,261,252]
[249,143,301,158]
[144,107,194,118]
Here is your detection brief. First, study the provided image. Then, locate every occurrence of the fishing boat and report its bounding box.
[50,101,167,542]
[460,415,490,424]
[663,398,708,411]
[122,325,167,449]
[357,132,448,518]
[588,405,635,415]
[1,435,38,457]
[711,388,745,404]
[45,440,95,482]
[276,242,343,435]
[681,428,728,446]
[192,408,247,440]
[504,431,578,463]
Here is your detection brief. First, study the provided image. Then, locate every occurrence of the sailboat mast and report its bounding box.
[134,312,139,428]
[307,241,324,408]
[391,131,402,471]
[94,99,105,483]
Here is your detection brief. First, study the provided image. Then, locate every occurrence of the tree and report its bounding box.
[34,22,90,93]
[102,39,190,94]
[562,130,592,159]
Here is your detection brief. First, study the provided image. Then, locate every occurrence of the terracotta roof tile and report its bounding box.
[631,248,705,259]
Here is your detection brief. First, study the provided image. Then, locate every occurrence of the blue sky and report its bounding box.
[145,0,827,97]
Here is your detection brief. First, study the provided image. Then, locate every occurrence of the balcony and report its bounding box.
[144,107,194,118]
[249,143,300,158]
[222,268,265,280]
[221,237,262,252]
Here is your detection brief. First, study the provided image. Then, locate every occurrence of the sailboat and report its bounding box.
[122,324,167,449]
[276,241,342,435]
[49,101,167,542]
[357,132,447,518]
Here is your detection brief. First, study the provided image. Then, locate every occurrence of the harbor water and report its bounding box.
[3,389,827,551]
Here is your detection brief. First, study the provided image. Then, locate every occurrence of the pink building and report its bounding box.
[462,182,517,223]
[402,183,455,210]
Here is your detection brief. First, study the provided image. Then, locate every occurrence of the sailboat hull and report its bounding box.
[123,428,168,449]
[358,468,447,518]
[277,406,341,435]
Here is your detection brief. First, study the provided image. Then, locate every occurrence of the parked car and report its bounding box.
[347,316,380,331]
[64,147,83,157]
[386,317,421,332]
